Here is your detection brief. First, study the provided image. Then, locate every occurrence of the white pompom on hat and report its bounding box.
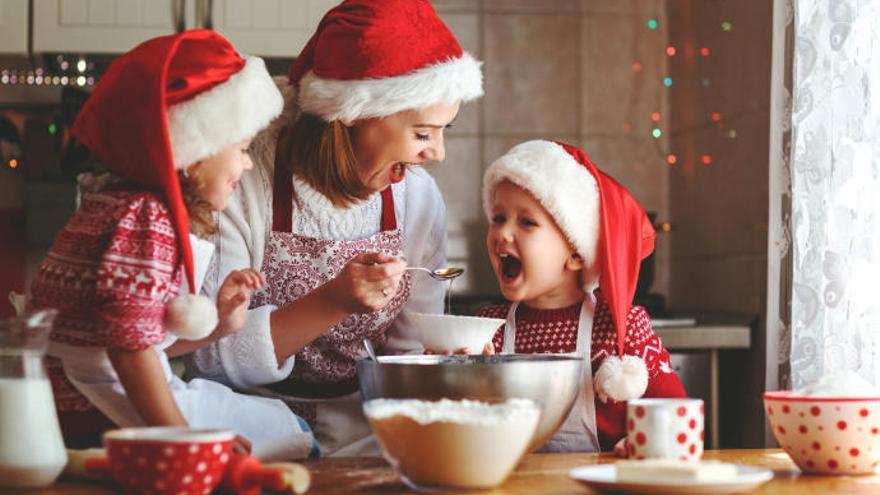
[70,30,283,340]
[483,140,657,402]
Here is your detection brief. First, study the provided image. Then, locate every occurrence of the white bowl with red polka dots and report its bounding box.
[764,391,880,475]
[103,427,234,495]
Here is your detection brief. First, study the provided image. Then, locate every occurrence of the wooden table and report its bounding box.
[37,449,880,494]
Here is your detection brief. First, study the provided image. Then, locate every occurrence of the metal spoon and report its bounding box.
[363,338,378,360]
[405,266,464,281]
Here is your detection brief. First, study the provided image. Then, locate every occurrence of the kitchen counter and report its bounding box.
[41,450,880,494]
[653,314,753,449]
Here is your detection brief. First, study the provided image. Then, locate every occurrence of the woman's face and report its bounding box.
[186,138,254,210]
[347,101,461,192]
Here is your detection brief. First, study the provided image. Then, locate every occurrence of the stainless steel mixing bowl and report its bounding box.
[357,354,583,451]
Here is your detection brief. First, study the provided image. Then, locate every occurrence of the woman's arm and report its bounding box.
[268,252,406,362]
[108,347,188,426]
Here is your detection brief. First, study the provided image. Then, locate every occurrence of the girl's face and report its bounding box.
[187,138,254,210]
[486,180,585,309]
[347,101,461,192]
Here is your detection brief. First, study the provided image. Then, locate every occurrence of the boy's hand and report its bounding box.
[215,269,266,340]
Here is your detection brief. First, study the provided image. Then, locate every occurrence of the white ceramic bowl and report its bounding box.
[764,391,880,474]
[407,312,504,353]
[364,398,539,490]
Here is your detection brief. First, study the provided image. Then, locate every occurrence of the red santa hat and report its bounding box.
[483,140,656,403]
[287,0,483,122]
[70,29,282,340]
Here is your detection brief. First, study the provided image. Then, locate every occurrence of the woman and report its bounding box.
[188,0,483,456]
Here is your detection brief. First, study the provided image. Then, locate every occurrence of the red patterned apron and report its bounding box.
[250,154,411,454]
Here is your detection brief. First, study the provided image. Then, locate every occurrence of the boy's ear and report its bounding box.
[566,251,585,271]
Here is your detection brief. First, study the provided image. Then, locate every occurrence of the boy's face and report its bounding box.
[486,180,585,309]
[187,138,254,210]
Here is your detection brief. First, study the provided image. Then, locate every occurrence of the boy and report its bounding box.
[478,140,687,452]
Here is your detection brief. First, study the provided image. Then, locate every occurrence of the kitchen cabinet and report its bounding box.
[31,0,335,56]
[202,0,338,57]
[33,0,193,53]
[0,0,29,54]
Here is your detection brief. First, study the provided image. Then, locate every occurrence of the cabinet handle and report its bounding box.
[198,0,214,29]
[173,0,186,33]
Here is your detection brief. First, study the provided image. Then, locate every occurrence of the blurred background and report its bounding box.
[0,0,773,448]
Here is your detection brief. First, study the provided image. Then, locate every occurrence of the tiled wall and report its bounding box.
[430,0,672,299]
[666,0,772,448]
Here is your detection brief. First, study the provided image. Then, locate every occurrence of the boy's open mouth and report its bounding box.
[500,253,522,281]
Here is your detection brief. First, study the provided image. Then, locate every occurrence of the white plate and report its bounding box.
[568,464,773,495]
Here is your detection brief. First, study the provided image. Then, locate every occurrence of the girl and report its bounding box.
[29,30,315,460]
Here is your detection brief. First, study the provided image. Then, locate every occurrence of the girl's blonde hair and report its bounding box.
[178,170,216,239]
[277,112,371,208]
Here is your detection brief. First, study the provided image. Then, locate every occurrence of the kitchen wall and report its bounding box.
[666,0,772,448]
[432,0,774,447]
[431,0,671,304]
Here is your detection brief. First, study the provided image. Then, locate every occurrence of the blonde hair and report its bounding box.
[277,113,371,208]
[177,170,216,239]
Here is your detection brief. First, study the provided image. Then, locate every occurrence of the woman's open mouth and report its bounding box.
[390,162,408,183]
[500,253,523,281]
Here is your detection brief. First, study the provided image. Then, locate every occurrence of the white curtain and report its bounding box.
[789,0,880,388]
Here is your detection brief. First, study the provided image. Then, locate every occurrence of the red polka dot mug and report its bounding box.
[626,398,704,461]
[764,391,880,475]
[102,427,234,495]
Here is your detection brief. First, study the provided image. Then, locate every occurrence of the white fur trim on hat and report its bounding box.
[164,294,218,340]
[298,53,483,122]
[167,55,283,168]
[593,355,649,403]
[483,140,600,267]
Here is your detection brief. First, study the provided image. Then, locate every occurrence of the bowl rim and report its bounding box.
[407,311,506,325]
[763,390,880,402]
[361,354,585,365]
[104,427,235,443]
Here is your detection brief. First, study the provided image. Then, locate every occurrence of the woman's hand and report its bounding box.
[325,252,406,314]
[215,269,266,339]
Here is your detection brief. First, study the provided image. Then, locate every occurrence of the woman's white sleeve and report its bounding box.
[189,184,295,389]
[384,170,447,354]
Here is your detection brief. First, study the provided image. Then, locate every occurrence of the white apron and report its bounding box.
[49,235,315,461]
[250,160,412,457]
[502,297,601,452]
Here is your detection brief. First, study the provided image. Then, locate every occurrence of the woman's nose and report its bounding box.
[420,135,446,163]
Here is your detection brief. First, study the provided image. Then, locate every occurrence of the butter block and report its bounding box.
[615,459,739,483]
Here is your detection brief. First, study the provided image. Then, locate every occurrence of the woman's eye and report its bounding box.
[415,132,431,141]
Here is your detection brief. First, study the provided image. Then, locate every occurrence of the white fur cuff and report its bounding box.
[167,56,283,168]
[297,53,483,122]
[593,354,649,403]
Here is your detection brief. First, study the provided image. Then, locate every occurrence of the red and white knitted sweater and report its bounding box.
[30,188,182,438]
[476,295,687,451]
